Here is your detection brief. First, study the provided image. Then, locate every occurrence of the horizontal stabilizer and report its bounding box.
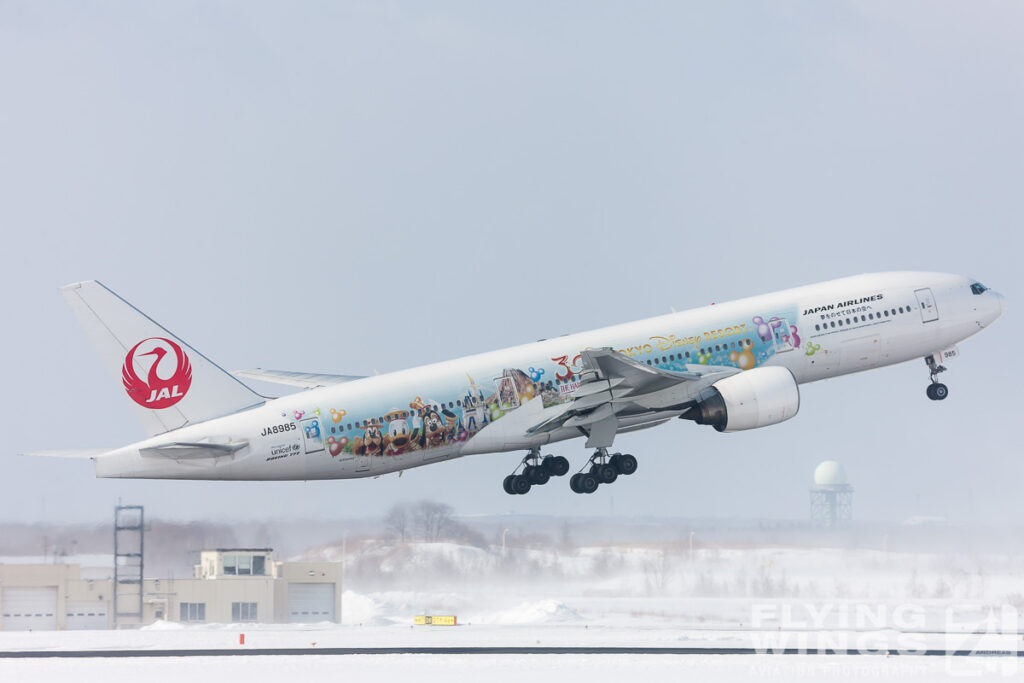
[140,440,248,460]
[232,368,365,388]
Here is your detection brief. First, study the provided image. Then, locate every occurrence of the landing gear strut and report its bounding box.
[924,356,949,401]
[502,448,570,495]
[569,448,638,494]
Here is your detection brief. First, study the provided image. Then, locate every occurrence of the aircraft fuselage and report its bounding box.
[92,271,1005,480]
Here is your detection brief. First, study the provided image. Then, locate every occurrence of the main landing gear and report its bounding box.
[503,448,570,495]
[924,356,949,401]
[569,448,638,495]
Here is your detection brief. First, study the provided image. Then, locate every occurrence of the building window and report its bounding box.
[232,602,258,622]
[180,602,205,622]
[224,553,266,576]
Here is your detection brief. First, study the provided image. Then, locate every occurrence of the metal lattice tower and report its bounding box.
[810,486,853,527]
[113,505,144,628]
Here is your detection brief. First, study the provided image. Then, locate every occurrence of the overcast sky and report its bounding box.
[1,1,1020,525]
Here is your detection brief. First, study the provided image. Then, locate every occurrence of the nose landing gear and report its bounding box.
[569,448,638,494]
[924,356,949,401]
[502,448,570,495]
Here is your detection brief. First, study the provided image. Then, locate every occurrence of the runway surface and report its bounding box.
[2,645,1021,658]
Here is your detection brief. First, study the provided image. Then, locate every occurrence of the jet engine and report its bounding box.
[687,366,800,432]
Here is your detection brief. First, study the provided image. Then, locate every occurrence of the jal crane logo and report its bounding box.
[122,337,192,409]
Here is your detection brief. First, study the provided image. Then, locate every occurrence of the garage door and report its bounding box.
[288,583,335,623]
[66,601,109,630]
[2,587,58,631]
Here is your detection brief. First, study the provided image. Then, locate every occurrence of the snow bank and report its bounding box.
[481,600,581,625]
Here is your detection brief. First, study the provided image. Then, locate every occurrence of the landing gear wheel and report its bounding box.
[511,475,532,495]
[502,475,516,495]
[569,473,583,493]
[924,356,949,401]
[525,465,550,486]
[544,455,570,477]
[579,473,599,494]
[595,464,618,484]
[615,454,638,476]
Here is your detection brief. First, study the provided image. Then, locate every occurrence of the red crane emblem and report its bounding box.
[122,337,193,409]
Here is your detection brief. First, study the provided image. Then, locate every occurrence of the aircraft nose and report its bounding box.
[996,291,1006,317]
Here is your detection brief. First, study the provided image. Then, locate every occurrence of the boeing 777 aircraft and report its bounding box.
[45,272,1004,495]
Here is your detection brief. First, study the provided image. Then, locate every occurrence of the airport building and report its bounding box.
[0,548,341,631]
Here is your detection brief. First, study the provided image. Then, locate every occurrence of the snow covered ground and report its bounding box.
[1,543,1021,681]
[3,652,1021,683]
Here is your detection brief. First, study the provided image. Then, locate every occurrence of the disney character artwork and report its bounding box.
[327,317,805,461]
[383,408,420,455]
[352,421,384,457]
[728,338,757,370]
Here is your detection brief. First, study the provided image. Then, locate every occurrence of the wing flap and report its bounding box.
[527,348,741,447]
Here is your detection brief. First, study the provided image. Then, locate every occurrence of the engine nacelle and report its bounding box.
[689,366,800,432]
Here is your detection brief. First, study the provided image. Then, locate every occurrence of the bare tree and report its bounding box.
[383,504,410,542]
[643,548,673,595]
[412,500,453,541]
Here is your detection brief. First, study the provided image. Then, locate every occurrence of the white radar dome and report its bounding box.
[813,460,848,487]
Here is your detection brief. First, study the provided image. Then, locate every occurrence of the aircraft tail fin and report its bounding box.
[60,281,264,437]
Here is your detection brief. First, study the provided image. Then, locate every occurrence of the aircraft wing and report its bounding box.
[232,368,366,389]
[528,348,739,448]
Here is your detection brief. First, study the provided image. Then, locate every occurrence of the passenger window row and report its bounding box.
[813,304,915,332]
[641,340,742,367]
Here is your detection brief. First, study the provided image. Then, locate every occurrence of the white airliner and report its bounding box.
[46,273,1004,495]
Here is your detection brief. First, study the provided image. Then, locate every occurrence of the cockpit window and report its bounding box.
[970,282,988,295]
